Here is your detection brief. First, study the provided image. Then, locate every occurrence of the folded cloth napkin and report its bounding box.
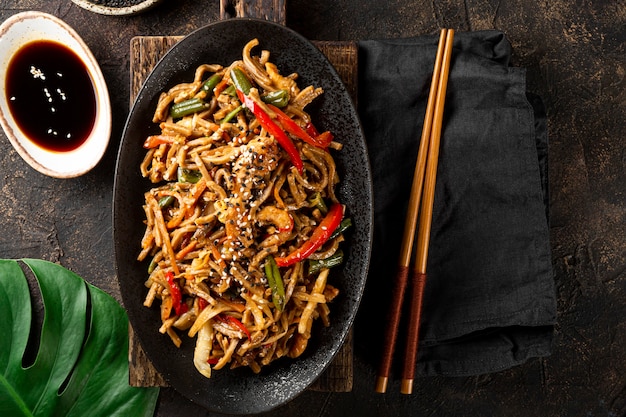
[356,30,556,377]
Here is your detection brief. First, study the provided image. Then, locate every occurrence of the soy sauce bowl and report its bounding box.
[0,11,111,178]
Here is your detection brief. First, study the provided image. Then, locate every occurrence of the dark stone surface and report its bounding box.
[1,1,625,416]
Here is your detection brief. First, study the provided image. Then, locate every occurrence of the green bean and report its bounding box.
[220,104,244,124]
[264,256,285,311]
[170,98,210,119]
[230,67,253,95]
[308,192,328,214]
[148,258,158,274]
[223,85,237,97]
[158,195,175,208]
[201,73,222,93]
[329,218,352,240]
[177,167,202,183]
[262,90,289,108]
[308,250,344,275]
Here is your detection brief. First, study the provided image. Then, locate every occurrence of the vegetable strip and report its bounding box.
[275,203,345,267]
[264,256,285,311]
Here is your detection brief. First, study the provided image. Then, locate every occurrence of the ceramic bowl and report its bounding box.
[0,11,111,178]
[71,0,164,16]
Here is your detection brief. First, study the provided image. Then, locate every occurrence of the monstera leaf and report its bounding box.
[0,259,159,417]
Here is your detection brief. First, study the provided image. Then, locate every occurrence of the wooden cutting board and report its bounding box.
[128,35,358,393]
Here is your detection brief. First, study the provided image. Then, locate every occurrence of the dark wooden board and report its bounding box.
[128,35,358,393]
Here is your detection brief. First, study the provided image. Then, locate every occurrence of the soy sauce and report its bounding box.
[6,40,96,152]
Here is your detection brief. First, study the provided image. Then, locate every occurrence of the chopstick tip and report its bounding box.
[400,378,414,395]
[375,376,388,393]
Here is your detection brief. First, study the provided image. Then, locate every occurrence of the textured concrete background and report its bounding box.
[1,1,625,416]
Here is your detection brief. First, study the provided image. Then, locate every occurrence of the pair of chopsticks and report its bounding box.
[375,28,455,395]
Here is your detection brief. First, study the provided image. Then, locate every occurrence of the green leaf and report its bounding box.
[0,259,159,417]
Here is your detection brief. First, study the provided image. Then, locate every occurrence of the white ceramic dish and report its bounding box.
[71,0,164,16]
[0,11,111,178]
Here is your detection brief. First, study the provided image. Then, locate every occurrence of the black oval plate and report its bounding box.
[113,18,373,414]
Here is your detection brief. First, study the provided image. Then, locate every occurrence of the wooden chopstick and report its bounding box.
[375,28,455,395]
[400,28,455,395]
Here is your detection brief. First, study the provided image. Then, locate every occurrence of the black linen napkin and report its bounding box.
[357,31,556,377]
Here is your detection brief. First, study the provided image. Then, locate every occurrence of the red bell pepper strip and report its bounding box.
[305,121,335,148]
[236,89,304,174]
[305,121,320,137]
[217,314,251,339]
[197,296,209,311]
[266,104,332,148]
[275,203,344,267]
[314,131,334,147]
[165,271,187,316]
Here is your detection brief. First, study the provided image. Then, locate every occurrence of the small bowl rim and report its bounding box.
[0,11,112,178]
[70,0,164,16]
